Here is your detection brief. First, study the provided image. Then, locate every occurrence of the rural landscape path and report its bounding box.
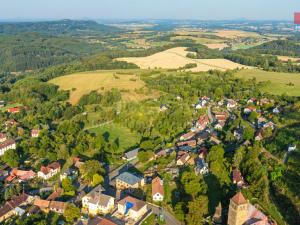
[84,120,114,131]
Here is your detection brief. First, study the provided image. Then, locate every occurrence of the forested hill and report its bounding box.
[0,33,109,72]
[251,40,300,57]
[0,19,121,35]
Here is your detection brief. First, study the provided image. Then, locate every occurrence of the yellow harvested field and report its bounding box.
[203,43,228,50]
[277,56,300,62]
[116,47,251,72]
[49,71,159,104]
[213,30,260,39]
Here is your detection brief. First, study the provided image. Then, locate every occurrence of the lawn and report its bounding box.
[141,213,165,225]
[235,69,300,96]
[88,123,141,153]
[49,70,159,104]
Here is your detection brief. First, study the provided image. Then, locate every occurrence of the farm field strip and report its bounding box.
[235,69,300,96]
[49,70,159,104]
[116,47,251,72]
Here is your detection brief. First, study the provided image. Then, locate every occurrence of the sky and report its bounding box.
[0,0,299,21]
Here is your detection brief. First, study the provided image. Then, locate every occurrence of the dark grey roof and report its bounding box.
[125,148,139,159]
[116,172,142,185]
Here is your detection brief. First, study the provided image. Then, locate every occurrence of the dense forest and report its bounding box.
[0,19,120,35]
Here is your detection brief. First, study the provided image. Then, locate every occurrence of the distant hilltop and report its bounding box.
[0,19,121,35]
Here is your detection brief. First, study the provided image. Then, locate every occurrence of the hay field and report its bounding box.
[277,56,300,62]
[203,43,229,50]
[213,30,261,39]
[49,70,159,104]
[117,47,251,72]
[235,69,300,96]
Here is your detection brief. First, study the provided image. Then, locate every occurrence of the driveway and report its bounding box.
[147,203,182,225]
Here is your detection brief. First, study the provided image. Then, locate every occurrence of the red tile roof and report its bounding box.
[99,218,117,225]
[231,192,247,205]
[7,107,20,113]
[40,162,60,175]
[46,188,63,201]
[152,177,164,197]
[34,199,50,208]
[0,139,15,149]
[176,140,197,147]
[197,115,210,126]
[232,169,244,184]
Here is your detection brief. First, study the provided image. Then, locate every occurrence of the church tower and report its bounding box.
[227,192,248,225]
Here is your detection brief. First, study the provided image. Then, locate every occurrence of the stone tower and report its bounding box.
[227,192,248,225]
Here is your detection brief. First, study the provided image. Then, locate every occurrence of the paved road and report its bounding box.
[147,203,182,225]
[207,105,215,123]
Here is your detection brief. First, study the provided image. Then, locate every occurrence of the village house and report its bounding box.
[0,139,16,156]
[46,188,63,201]
[31,129,40,138]
[49,201,66,214]
[288,145,297,152]
[6,168,36,183]
[199,147,208,159]
[255,129,264,141]
[7,107,21,114]
[155,149,167,158]
[116,172,145,190]
[214,111,228,122]
[176,140,197,148]
[243,106,256,114]
[226,99,238,109]
[258,98,273,106]
[73,157,85,169]
[247,98,257,105]
[4,119,18,130]
[197,131,210,145]
[272,107,280,114]
[34,198,51,211]
[210,136,222,145]
[180,131,195,141]
[196,114,210,131]
[82,185,115,215]
[38,162,61,180]
[232,168,245,188]
[257,116,267,128]
[214,121,225,130]
[123,148,139,161]
[234,129,243,141]
[85,217,118,225]
[227,192,276,225]
[0,194,32,222]
[0,101,5,108]
[60,167,78,181]
[152,176,164,202]
[195,158,209,175]
[0,169,9,181]
[117,196,148,221]
[263,121,275,130]
[159,104,168,112]
[212,203,222,225]
[176,152,190,166]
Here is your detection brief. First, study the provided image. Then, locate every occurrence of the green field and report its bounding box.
[235,69,300,96]
[88,123,141,153]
